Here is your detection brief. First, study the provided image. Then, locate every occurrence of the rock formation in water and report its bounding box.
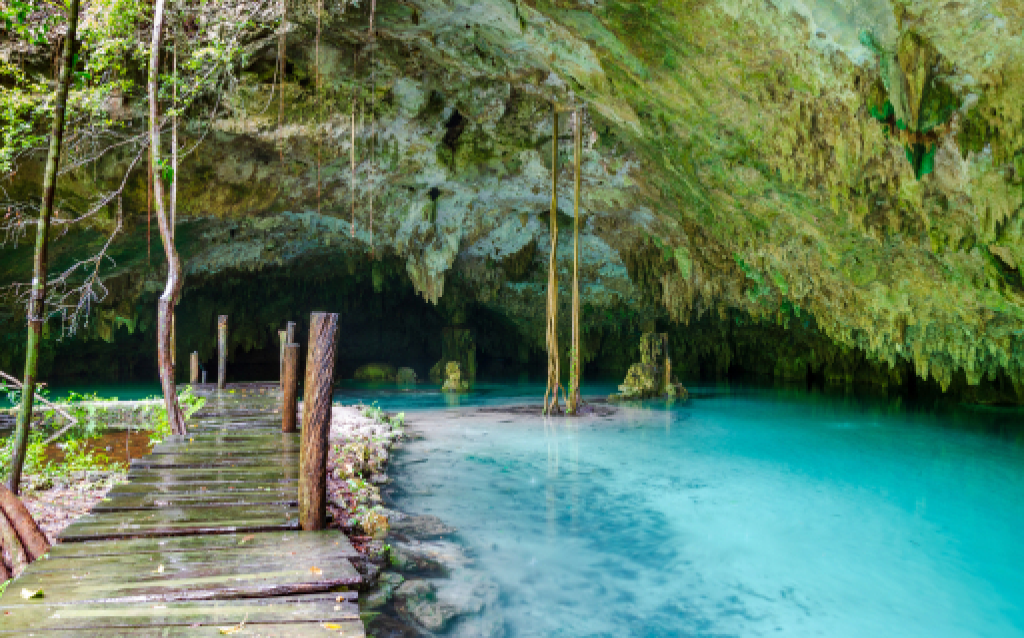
[2,0,1024,402]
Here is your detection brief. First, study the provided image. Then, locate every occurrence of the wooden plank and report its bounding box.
[0,595,359,633]
[93,497,296,512]
[26,541,359,576]
[126,469,298,483]
[106,483,296,496]
[18,620,366,636]
[95,490,297,511]
[59,506,302,542]
[11,556,360,599]
[131,456,298,470]
[39,531,356,559]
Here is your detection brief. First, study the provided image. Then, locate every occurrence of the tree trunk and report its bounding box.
[277,0,287,161]
[0,484,50,561]
[7,0,82,494]
[149,0,186,436]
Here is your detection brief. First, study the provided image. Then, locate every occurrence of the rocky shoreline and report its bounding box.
[328,403,502,636]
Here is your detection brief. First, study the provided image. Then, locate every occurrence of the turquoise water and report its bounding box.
[349,382,1024,637]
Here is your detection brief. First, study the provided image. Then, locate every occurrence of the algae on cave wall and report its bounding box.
[2,0,1024,400]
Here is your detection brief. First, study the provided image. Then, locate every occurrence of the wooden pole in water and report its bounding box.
[282,343,300,433]
[217,315,228,390]
[299,311,339,531]
[190,351,199,385]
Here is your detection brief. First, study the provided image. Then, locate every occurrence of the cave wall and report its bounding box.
[2,0,1024,401]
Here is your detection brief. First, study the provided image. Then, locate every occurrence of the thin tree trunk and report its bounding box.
[315,0,321,215]
[350,101,356,237]
[568,108,582,413]
[149,0,186,436]
[170,35,178,375]
[0,484,50,561]
[543,104,563,415]
[7,0,82,494]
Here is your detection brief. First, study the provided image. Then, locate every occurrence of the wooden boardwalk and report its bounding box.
[0,384,364,636]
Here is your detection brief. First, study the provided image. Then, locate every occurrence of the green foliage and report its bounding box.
[147,386,205,444]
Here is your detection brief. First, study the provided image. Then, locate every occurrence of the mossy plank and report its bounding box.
[26,541,358,576]
[0,621,365,636]
[12,555,359,592]
[0,595,358,633]
[38,531,353,559]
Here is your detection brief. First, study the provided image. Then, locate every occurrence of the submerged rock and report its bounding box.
[395,579,457,632]
[364,571,406,610]
[354,363,398,382]
[390,514,458,539]
[441,361,471,393]
[609,332,688,401]
[395,367,418,385]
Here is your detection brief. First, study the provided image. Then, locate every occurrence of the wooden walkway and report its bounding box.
[0,384,364,636]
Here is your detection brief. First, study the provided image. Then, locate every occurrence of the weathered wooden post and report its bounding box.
[217,315,228,390]
[190,351,199,385]
[299,312,339,531]
[282,343,300,433]
[278,329,287,387]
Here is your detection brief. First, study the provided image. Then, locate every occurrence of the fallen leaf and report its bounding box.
[218,621,245,634]
[20,588,44,599]
[322,623,343,630]
[238,534,255,545]
[335,594,346,602]
[309,566,323,575]
[153,565,164,574]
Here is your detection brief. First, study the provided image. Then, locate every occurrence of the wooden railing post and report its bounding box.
[217,315,228,390]
[299,311,339,531]
[278,329,287,388]
[190,351,199,385]
[282,343,300,433]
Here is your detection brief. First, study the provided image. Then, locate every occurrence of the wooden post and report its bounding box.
[286,321,296,344]
[190,351,199,385]
[217,315,228,390]
[279,329,287,387]
[299,312,339,531]
[282,343,300,433]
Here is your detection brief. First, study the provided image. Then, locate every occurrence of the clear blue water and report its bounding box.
[341,381,1024,637]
